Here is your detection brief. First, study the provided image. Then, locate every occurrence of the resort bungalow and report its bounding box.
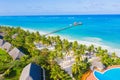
[20,63,45,80]
[1,42,12,52]
[12,33,18,39]
[34,42,55,51]
[46,45,55,51]
[0,39,4,47]
[8,47,24,60]
[35,42,46,50]
[90,57,105,71]
[0,32,4,39]
[90,62,105,71]
[0,35,3,39]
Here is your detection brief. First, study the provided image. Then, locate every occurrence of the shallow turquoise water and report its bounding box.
[94,68,120,80]
[0,15,120,48]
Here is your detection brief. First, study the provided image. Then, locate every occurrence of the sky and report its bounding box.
[0,0,120,15]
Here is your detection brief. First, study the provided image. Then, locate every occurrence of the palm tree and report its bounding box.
[79,44,87,55]
[87,44,94,52]
[111,52,117,60]
[50,64,72,80]
[74,50,82,62]
[72,61,90,80]
[72,41,78,52]
[48,51,57,67]
[63,39,71,55]
[50,65,62,80]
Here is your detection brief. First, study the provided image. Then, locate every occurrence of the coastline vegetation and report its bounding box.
[0,49,12,74]
[0,26,120,80]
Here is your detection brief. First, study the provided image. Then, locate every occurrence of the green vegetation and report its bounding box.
[0,49,12,74]
[0,26,72,80]
[96,49,120,67]
[0,49,28,80]
[0,26,120,80]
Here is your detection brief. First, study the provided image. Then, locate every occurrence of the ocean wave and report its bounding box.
[57,35,120,57]
[81,37,102,44]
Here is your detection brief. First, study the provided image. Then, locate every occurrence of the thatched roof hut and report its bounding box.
[20,63,45,80]
[1,42,12,52]
[12,33,18,39]
[0,39,4,47]
[8,47,24,60]
[90,57,105,71]
[0,32,4,39]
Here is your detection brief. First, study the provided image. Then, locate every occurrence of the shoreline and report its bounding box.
[22,27,120,57]
[1,25,120,57]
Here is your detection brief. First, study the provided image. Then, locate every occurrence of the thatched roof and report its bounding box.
[34,42,55,50]
[0,35,3,39]
[0,32,4,36]
[90,57,105,70]
[1,42,12,52]
[20,63,44,80]
[12,33,18,39]
[0,39,4,47]
[8,47,24,60]
[0,32,4,38]
[91,61,105,70]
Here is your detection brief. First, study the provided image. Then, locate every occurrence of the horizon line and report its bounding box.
[0,14,120,16]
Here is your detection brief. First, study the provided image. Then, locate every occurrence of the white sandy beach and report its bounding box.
[22,27,120,57]
[1,25,119,57]
[60,35,120,57]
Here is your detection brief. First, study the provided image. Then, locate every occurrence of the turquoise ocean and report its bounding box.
[0,15,120,49]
